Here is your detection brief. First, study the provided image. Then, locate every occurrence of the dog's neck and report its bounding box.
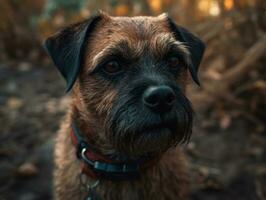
[70,108,114,155]
[70,102,162,158]
[70,105,157,161]
[68,106,160,181]
[69,91,163,162]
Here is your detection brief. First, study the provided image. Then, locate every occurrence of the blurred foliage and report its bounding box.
[1,0,265,59]
[43,0,87,17]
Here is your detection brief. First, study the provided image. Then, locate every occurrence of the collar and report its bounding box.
[70,121,158,181]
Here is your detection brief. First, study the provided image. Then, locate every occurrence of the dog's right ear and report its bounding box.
[166,16,205,85]
[43,13,105,92]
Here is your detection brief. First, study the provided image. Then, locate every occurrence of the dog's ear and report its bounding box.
[166,17,205,85]
[43,13,105,92]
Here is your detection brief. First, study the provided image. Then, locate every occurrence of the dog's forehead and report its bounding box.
[87,14,173,47]
[84,14,178,70]
[106,15,171,40]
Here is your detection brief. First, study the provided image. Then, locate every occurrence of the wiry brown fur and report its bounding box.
[54,13,191,200]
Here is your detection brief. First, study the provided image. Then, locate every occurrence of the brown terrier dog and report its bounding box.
[44,12,205,200]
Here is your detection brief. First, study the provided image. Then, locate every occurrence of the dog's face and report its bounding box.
[44,12,205,156]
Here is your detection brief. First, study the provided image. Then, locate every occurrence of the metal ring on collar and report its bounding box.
[81,148,95,166]
[87,179,100,190]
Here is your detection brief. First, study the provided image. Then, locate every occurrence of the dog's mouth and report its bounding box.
[107,116,180,155]
[126,123,177,155]
[139,121,177,133]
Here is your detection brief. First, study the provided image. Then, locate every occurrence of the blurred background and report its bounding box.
[0,0,265,199]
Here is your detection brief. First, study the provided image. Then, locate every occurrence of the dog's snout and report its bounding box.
[143,86,176,113]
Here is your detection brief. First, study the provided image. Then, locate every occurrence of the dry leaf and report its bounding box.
[16,162,38,177]
[219,114,231,129]
[7,97,23,109]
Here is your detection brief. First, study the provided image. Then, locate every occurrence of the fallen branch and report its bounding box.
[203,33,266,96]
[222,33,266,86]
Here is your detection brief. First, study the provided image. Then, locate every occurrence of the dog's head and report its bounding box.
[44,12,205,156]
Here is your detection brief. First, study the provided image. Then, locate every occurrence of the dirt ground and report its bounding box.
[0,61,265,200]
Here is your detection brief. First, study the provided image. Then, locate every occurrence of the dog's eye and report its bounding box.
[103,61,122,75]
[167,56,180,69]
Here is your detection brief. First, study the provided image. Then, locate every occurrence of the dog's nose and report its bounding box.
[143,86,176,113]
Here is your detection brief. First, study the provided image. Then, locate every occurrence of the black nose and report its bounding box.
[143,86,176,113]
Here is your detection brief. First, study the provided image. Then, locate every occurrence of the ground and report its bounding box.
[0,61,264,200]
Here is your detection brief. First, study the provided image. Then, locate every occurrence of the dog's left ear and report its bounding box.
[166,17,205,85]
[43,13,105,92]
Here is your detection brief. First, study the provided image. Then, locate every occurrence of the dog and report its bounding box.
[44,11,205,200]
